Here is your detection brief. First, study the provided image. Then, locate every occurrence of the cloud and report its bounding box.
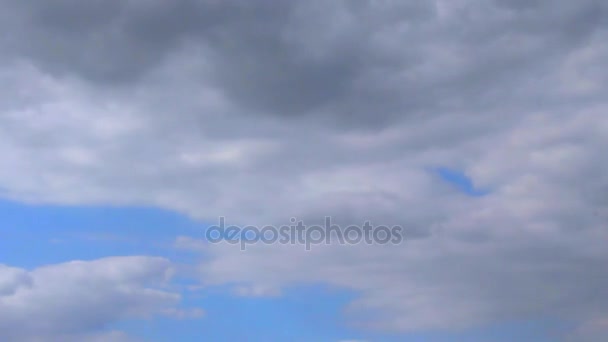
[0,0,607,336]
[566,316,608,342]
[0,256,185,341]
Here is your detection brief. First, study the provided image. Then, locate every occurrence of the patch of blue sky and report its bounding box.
[434,167,489,196]
[0,199,200,267]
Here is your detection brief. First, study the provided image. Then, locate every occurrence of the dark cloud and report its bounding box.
[2,0,604,128]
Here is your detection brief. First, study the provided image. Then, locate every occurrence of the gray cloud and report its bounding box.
[2,0,605,128]
[1,0,608,337]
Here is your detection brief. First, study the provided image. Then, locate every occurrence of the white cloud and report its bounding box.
[0,256,187,341]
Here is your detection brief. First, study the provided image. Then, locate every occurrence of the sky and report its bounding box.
[0,0,608,341]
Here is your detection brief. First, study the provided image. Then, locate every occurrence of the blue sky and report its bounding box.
[434,168,489,197]
[0,169,568,341]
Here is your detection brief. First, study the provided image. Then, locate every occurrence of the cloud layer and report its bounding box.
[1,0,607,339]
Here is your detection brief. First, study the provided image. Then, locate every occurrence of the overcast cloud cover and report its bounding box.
[1,0,608,340]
